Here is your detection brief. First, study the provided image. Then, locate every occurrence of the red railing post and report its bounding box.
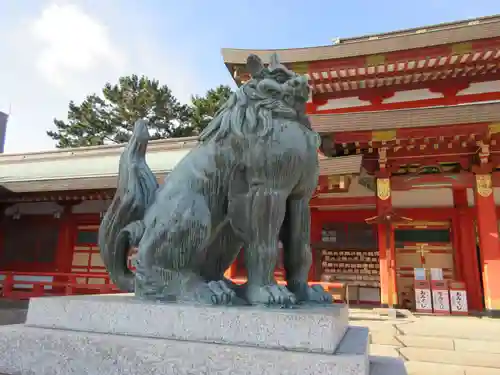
[2,274,14,298]
[33,283,44,297]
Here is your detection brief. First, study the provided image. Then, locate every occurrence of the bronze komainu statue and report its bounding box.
[98,54,332,306]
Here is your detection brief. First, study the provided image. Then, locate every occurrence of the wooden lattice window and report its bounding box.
[71,225,106,285]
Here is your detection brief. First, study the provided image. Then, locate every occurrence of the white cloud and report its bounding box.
[0,1,200,154]
[30,3,123,88]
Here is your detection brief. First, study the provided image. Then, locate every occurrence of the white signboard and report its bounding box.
[414,287,432,313]
[432,288,450,314]
[450,290,468,314]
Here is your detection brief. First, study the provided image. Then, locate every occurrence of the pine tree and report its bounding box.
[47,75,191,148]
[47,76,234,148]
[189,85,233,135]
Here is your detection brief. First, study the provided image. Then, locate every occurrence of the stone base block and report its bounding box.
[25,294,348,354]
[0,324,373,375]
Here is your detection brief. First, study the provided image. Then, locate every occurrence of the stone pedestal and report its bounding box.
[0,295,406,375]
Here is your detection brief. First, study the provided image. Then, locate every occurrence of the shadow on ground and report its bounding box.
[0,300,28,326]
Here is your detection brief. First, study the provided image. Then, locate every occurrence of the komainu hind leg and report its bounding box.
[136,265,236,305]
[200,222,247,303]
[134,196,235,305]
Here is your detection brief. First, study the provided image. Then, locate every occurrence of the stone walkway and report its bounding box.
[349,308,500,375]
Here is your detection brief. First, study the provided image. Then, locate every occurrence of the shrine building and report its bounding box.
[1,15,500,314]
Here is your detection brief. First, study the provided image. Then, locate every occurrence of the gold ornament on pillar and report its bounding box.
[377,178,391,200]
[476,174,493,198]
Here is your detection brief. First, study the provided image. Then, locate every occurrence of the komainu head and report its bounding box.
[199,53,312,142]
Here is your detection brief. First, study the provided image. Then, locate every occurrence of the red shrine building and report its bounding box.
[1,15,500,314]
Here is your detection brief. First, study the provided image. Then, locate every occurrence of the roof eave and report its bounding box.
[221,16,500,65]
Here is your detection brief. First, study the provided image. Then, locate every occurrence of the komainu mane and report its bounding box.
[99,53,332,306]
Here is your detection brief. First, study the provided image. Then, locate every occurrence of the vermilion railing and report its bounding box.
[0,271,121,300]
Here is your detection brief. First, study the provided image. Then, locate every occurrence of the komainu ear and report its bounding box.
[246,54,264,77]
[269,53,281,70]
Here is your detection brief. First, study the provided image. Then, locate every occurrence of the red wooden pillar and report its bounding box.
[56,205,76,273]
[0,203,13,265]
[474,173,500,315]
[376,178,398,307]
[0,205,5,266]
[52,205,77,293]
[453,189,483,311]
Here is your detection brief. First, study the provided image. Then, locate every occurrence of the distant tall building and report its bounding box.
[0,111,7,153]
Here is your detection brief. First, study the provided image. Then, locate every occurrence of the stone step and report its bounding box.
[405,361,500,375]
[370,332,500,354]
[369,345,500,369]
[369,356,406,375]
[352,321,399,335]
[369,344,400,358]
[398,317,500,341]
[401,347,500,369]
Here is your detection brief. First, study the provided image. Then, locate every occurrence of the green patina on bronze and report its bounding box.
[99,54,332,307]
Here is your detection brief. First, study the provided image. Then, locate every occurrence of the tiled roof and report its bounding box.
[222,15,500,64]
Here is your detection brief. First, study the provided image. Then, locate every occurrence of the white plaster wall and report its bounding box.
[457,80,500,96]
[383,89,442,103]
[467,188,475,207]
[392,188,453,208]
[317,97,371,111]
[321,177,375,198]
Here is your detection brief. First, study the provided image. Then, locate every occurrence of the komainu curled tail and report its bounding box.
[98,120,158,292]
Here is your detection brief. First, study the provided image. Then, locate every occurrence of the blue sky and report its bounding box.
[0,0,499,153]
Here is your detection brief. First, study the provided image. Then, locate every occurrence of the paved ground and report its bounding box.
[0,300,28,326]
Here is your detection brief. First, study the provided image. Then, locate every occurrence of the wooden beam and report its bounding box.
[310,195,376,207]
[331,122,489,144]
[391,173,475,191]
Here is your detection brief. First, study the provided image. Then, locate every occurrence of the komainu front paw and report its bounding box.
[288,282,333,304]
[245,284,297,306]
[199,280,236,305]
